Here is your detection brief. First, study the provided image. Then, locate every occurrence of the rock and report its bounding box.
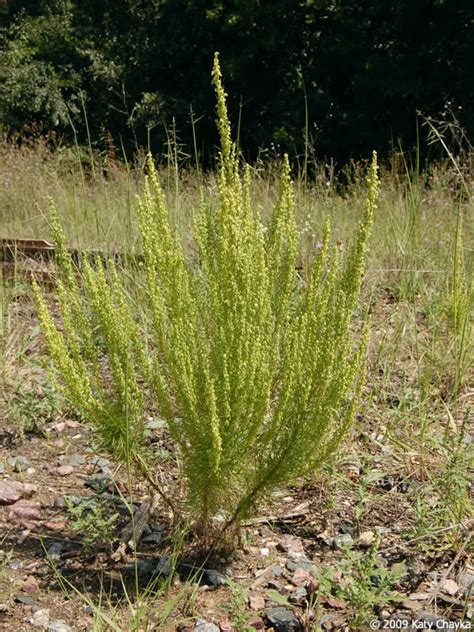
[15,595,35,606]
[45,520,67,531]
[440,578,459,596]
[0,481,37,505]
[286,558,314,574]
[219,620,232,632]
[8,456,32,473]
[47,542,63,560]
[10,558,23,570]
[358,531,375,547]
[459,570,474,596]
[30,609,50,628]
[59,453,85,468]
[125,555,172,580]
[339,521,357,537]
[51,422,65,433]
[88,456,110,470]
[463,433,473,445]
[249,593,266,610]
[289,586,307,605]
[142,525,165,545]
[8,499,41,525]
[21,576,40,593]
[291,568,313,586]
[201,569,228,587]
[48,621,73,632]
[248,618,265,630]
[55,466,74,477]
[52,496,67,508]
[84,474,112,491]
[260,547,270,557]
[266,607,301,632]
[195,620,220,632]
[277,536,305,555]
[0,463,4,475]
[332,533,353,549]
[408,592,431,601]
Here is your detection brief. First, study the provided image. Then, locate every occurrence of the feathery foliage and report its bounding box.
[34,53,379,540]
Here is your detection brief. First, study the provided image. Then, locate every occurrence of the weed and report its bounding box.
[6,381,60,435]
[314,536,405,629]
[65,498,119,552]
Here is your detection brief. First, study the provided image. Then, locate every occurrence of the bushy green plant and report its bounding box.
[6,381,60,435]
[34,53,378,542]
[65,498,119,551]
[315,536,404,628]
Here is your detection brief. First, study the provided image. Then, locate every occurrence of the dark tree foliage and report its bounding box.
[1,0,473,163]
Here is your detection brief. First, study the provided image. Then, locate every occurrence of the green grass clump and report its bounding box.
[33,53,378,543]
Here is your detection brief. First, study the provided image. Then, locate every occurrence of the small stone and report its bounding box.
[440,578,459,596]
[291,568,312,586]
[30,609,50,628]
[195,620,220,632]
[45,520,67,531]
[249,593,266,610]
[339,521,357,537]
[332,533,353,549]
[52,496,67,508]
[15,595,34,606]
[0,480,37,505]
[277,536,305,555]
[142,525,165,545]
[260,547,270,557]
[358,531,375,547]
[21,576,40,593]
[8,499,41,525]
[48,621,73,632]
[8,456,32,473]
[267,580,282,591]
[409,592,431,601]
[55,466,74,477]
[219,619,232,632]
[289,586,307,605]
[201,569,228,587]
[59,453,85,468]
[459,570,474,596]
[88,456,110,470]
[47,542,63,560]
[286,558,314,574]
[248,618,265,630]
[266,607,301,632]
[125,555,172,579]
[84,474,112,491]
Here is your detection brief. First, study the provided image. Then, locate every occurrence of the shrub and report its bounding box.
[34,53,379,543]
